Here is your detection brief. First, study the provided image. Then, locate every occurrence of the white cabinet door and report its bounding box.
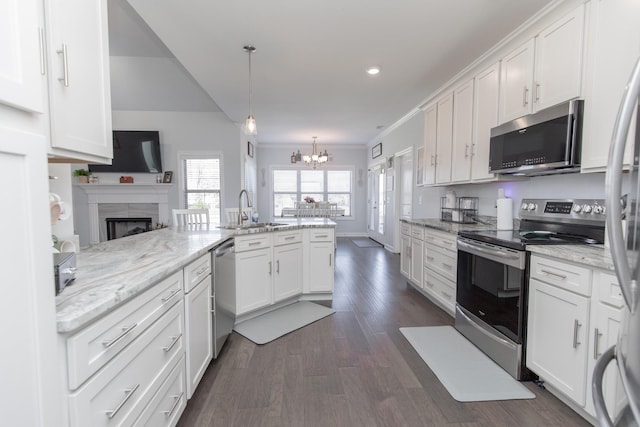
[423,104,437,186]
[451,79,474,183]
[273,243,303,301]
[400,234,411,279]
[0,0,44,112]
[527,278,590,406]
[236,248,272,315]
[435,93,454,184]
[533,4,585,111]
[471,62,499,181]
[499,39,535,123]
[581,0,639,172]
[308,241,334,293]
[44,0,113,162]
[410,238,423,287]
[184,275,212,399]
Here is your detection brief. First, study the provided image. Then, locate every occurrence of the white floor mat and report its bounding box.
[234,301,335,345]
[400,325,536,402]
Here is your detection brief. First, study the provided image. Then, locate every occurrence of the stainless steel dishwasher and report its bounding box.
[212,238,235,358]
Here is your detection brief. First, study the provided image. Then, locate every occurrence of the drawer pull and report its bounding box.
[425,281,434,288]
[441,240,450,246]
[102,323,138,348]
[426,256,435,262]
[441,291,452,299]
[442,263,453,270]
[593,328,602,360]
[105,383,140,419]
[161,288,182,303]
[315,234,328,238]
[541,268,567,280]
[162,334,182,353]
[285,236,296,240]
[195,265,209,276]
[573,319,582,348]
[162,392,184,417]
[249,241,262,246]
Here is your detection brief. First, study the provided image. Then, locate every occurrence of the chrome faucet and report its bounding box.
[238,189,252,225]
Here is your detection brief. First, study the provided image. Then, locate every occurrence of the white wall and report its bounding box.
[256,144,368,236]
[73,110,242,247]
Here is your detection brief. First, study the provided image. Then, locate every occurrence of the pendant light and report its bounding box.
[243,45,257,136]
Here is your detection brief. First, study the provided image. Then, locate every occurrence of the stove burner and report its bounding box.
[518,230,600,244]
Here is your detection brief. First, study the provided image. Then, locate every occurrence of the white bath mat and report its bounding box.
[400,325,536,402]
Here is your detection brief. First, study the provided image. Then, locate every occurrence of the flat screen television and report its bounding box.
[89,130,162,173]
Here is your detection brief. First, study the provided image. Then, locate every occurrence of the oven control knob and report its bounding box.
[593,205,604,214]
[521,203,528,211]
[582,204,593,213]
[572,204,582,213]
[526,203,537,211]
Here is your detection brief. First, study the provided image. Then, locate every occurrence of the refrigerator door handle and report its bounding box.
[592,345,616,427]
[605,56,640,313]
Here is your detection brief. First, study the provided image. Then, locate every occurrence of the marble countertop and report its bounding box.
[56,219,336,333]
[401,216,512,234]
[527,244,615,271]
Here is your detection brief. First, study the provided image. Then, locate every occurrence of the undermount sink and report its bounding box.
[218,222,287,230]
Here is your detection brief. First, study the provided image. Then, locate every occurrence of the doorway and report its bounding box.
[368,164,385,243]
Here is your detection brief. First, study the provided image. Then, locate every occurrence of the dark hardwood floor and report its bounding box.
[177,237,590,426]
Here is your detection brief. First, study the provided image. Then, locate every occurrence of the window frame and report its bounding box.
[270,165,354,219]
[177,151,224,225]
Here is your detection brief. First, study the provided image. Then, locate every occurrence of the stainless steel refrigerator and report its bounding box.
[597,56,640,426]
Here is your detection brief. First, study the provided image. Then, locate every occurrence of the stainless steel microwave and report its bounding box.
[488,99,583,176]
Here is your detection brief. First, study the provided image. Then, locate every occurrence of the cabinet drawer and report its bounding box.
[68,301,185,427]
[530,255,592,297]
[183,253,211,293]
[410,226,424,240]
[234,234,271,252]
[425,245,457,282]
[133,355,186,427]
[596,271,624,309]
[308,228,334,242]
[400,222,412,236]
[273,230,302,246]
[424,229,457,252]
[423,268,456,312]
[66,271,184,390]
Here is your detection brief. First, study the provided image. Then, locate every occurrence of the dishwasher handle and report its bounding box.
[215,239,235,257]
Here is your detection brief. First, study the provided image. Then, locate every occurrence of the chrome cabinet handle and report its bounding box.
[162,392,184,417]
[430,155,435,166]
[38,28,46,75]
[285,236,296,240]
[316,234,328,238]
[425,281,434,288]
[535,82,540,102]
[248,241,262,246]
[195,265,208,276]
[441,291,452,299]
[541,268,567,280]
[102,323,138,348]
[442,263,453,270]
[465,145,469,158]
[471,143,476,156]
[276,260,280,274]
[329,253,332,266]
[56,44,69,87]
[268,261,272,274]
[426,256,435,262]
[573,319,581,348]
[593,328,602,360]
[105,384,139,419]
[162,334,182,353]
[523,86,529,106]
[161,288,182,303]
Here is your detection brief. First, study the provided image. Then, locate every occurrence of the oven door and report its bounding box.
[456,237,528,344]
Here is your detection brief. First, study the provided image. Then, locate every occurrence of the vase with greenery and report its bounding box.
[73,168,90,183]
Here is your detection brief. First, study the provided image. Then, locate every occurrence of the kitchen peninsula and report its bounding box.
[55,218,335,426]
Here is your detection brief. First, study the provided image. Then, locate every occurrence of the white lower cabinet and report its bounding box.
[307,228,335,293]
[422,229,457,315]
[236,246,272,314]
[273,240,303,301]
[410,227,424,287]
[400,224,412,279]
[184,272,212,399]
[68,300,185,426]
[527,254,625,421]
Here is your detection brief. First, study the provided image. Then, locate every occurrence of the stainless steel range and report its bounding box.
[455,198,606,380]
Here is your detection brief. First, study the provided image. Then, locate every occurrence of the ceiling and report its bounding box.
[113,0,555,146]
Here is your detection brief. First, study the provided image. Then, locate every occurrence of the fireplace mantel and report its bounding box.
[78,184,172,244]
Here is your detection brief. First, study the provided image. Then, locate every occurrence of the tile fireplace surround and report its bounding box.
[79,184,171,245]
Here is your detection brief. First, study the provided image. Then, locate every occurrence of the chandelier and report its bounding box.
[294,136,328,169]
[243,45,257,136]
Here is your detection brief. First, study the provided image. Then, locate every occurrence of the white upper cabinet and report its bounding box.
[450,79,474,183]
[423,104,438,186]
[0,0,45,113]
[435,92,454,184]
[499,39,535,123]
[499,4,585,123]
[44,0,113,163]
[533,4,585,111]
[471,62,499,182]
[581,0,640,172]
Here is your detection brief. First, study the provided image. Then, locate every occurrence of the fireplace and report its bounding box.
[106,217,152,240]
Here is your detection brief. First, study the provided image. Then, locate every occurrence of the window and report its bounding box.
[181,155,221,224]
[272,168,352,217]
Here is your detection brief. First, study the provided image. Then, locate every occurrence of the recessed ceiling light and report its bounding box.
[376,125,385,130]
[366,66,380,75]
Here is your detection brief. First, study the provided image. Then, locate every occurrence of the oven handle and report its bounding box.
[457,238,525,270]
